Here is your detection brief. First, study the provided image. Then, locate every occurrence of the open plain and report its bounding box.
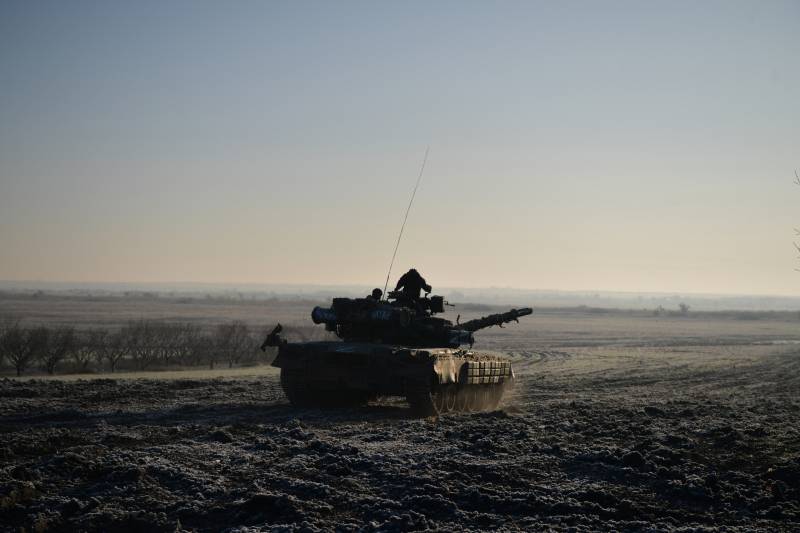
[1,296,800,531]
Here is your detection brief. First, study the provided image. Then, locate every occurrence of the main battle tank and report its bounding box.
[261,291,532,416]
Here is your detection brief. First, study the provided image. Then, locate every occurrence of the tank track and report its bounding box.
[280,370,370,408]
[280,370,506,416]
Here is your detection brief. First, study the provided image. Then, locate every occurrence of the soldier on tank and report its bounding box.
[366,288,383,301]
[394,268,432,304]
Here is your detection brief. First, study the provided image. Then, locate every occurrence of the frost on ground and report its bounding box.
[1,345,800,532]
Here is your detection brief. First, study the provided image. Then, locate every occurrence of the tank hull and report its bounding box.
[271,341,514,416]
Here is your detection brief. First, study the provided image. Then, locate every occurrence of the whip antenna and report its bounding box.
[383,146,429,296]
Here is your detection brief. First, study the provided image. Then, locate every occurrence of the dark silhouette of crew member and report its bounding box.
[394,268,431,302]
[366,288,383,301]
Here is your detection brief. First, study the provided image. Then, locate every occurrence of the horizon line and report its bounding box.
[2,279,800,300]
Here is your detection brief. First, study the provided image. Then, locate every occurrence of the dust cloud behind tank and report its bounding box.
[262,289,532,416]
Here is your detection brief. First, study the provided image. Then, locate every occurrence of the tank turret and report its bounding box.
[307,293,531,348]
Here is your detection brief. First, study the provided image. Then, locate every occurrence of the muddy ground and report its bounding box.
[2,326,800,531]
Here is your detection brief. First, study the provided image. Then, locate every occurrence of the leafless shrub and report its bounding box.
[171,324,202,366]
[1,324,45,376]
[0,317,21,372]
[102,329,130,373]
[71,329,107,373]
[126,320,161,371]
[180,330,211,367]
[212,321,252,369]
[0,317,15,368]
[154,323,177,366]
[0,317,273,375]
[36,327,76,375]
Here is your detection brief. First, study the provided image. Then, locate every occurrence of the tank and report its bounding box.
[261,290,532,416]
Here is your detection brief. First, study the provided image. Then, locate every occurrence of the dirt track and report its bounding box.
[2,341,799,532]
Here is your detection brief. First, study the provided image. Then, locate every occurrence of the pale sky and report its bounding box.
[1,1,799,295]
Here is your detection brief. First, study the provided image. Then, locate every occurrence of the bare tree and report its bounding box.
[102,329,130,373]
[226,322,251,368]
[156,323,199,367]
[0,317,13,368]
[172,323,202,366]
[1,324,45,376]
[795,170,800,271]
[184,330,212,367]
[209,322,251,369]
[0,317,22,370]
[239,331,259,366]
[152,323,172,366]
[127,320,160,371]
[207,327,223,370]
[72,329,107,373]
[158,323,186,366]
[37,327,75,375]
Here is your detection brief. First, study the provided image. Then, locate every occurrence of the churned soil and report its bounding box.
[1,345,799,532]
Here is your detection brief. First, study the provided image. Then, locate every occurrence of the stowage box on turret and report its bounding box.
[262,290,532,416]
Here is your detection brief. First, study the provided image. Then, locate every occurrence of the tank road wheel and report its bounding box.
[338,390,370,408]
[431,386,456,414]
[444,386,457,412]
[471,386,484,412]
[280,370,317,407]
[280,370,369,408]
[466,386,481,413]
[432,391,446,414]
[455,387,470,412]
[406,381,438,417]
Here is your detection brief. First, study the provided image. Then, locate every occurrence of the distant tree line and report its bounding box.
[0,318,273,376]
[652,303,691,317]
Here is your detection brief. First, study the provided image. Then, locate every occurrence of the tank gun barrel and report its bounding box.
[458,308,533,333]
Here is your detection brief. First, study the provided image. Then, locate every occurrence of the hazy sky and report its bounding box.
[1,1,799,295]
